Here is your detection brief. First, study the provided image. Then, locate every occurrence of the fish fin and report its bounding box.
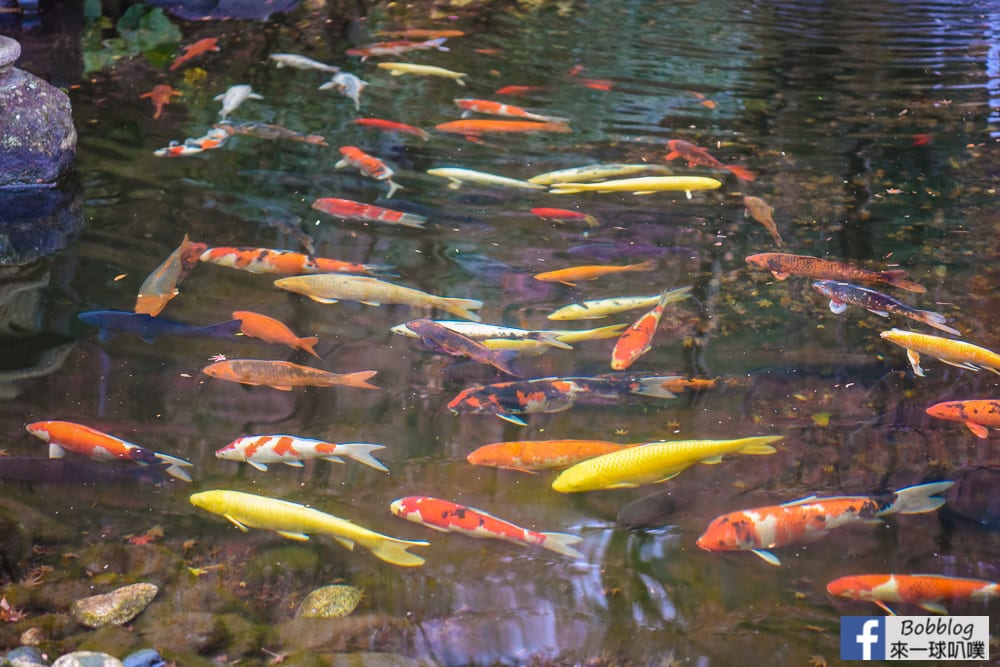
[505,466,539,475]
[282,460,305,468]
[965,421,990,439]
[771,270,790,280]
[650,473,679,484]
[247,460,269,472]
[632,191,656,196]
[879,270,926,294]
[164,464,193,482]
[320,455,346,464]
[536,332,574,350]
[664,151,681,161]
[272,385,294,391]
[368,536,429,567]
[249,93,264,100]
[359,300,382,307]
[914,310,960,336]
[700,456,724,464]
[496,413,528,426]
[874,600,897,615]
[547,184,584,194]
[905,349,925,377]
[97,329,116,343]
[828,300,849,315]
[737,439,779,455]
[298,336,321,359]
[388,68,405,76]
[334,536,355,550]
[582,214,600,228]
[460,110,472,118]
[558,280,577,287]
[334,158,349,169]
[866,308,890,318]
[918,600,948,615]
[630,376,681,399]
[48,443,66,458]
[385,180,403,199]
[223,514,249,532]
[939,358,979,372]
[153,452,194,470]
[724,165,756,182]
[338,370,379,390]
[780,495,819,507]
[213,93,224,101]
[882,481,954,515]
[455,78,466,87]
[751,549,781,566]
[337,443,389,472]
[308,296,339,304]
[437,296,484,322]
[540,531,584,559]
[277,530,311,541]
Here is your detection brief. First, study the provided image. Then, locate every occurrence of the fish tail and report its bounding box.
[385,181,403,199]
[336,442,389,472]
[724,164,756,181]
[736,435,783,455]
[914,310,960,336]
[535,332,574,350]
[630,260,657,272]
[630,376,682,399]
[581,214,600,228]
[658,285,693,308]
[878,270,926,293]
[435,297,485,322]
[397,213,427,229]
[297,336,321,359]
[368,536,430,567]
[336,370,380,390]
[540,531,584,558]
[881,481,954,516]
[547,184,586,195]
[362,263,399,277]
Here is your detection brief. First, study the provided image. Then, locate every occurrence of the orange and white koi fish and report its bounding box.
[743,195,782,246]
[466,439,637,473]
[335,146,402,198]
[454,98,568,123]
[812,281,959,335]
[199,247,392,276]
[215,435,387,472]
[826,573,1000,615]
[232,310,319,359]
[347,37,448,61]
[352,118,430,141]
[665,139,755,181]
[879,329,1000,377]
[169,37,219,71]
[202,359,378,391]
[925,399,1000,438]
[390,495,583,558]
[152,127,230,157]
[696,481,953,566]
[135,234,205,317]
[139,84,182,119]
[435,119,571,141]
[530,207,599,228]
[745,252,926,293]
[311,197,426,229]
[26,420,193,482]
[610,288,678,370]
[533,260,655,287]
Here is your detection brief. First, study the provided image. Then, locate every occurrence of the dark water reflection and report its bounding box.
[2,0,1000,664]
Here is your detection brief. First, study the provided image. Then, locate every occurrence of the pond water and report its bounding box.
[1,0,1000,664]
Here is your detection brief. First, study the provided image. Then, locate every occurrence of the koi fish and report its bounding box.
[268,53,341,74]
[548,175,722,196]
[548,287,692,320]
[435,119,570,141]
[215,121,327,146]
[495,85,545,96]
[390,496,583,558]
[352,118,430,141]
[745,252,926,293]
[335,146,402,198]
[696,481,954,566]
[139,84,182,119]
[376,29,465,39]
[274,274,484,322]
[743,195,782,246]
[135,234,206,317]
[377,62,467,85]
[190,490,428,567]
[426,167,545,191]
[664,139,755,181]
[467,439,637,473]
[826,573,1000,615]
[79,310,241,344]
[311,197,426,229]
[390,320,572,350]
[347,37,448,61]
[926,399,1000,439]
[528,163,675,185]
[530,207,599,228]
[446,372,682,425]
[215,84,263,120]
[199,247,392,277]
[551,435,782,493]
[231,310,319,359]
[454,98,568,123]
[812,281,960,335]
[169,37,219,71]
[533,260,656,287]
[318,72,368,110]
[26,420,193,482]
[881,329,1000,377]
[152,128,230,157]
[466,323,630,354]
[405,319,521,376]
[202,359,378,391]
[610,288,677,370]
[215,435,387,472]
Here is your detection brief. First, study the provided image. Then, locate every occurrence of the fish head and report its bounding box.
[695,513,757,552]
[810,280,839,299]
[924,401,960,421]
[446,386,493,414]
[189,490,218,512]
[390,496,421,519]
[825,575,879,600]
[214,439,245,461]
[403,319,437,336]
[25,421,51,441]
[389,323,417,338]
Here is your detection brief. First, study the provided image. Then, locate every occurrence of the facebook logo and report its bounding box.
[841,616,886,660]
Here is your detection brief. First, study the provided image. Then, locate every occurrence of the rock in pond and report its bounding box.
[5,645,47,666]
[52,652,124,667]
[296,584,363,618]
[71,583,158,628]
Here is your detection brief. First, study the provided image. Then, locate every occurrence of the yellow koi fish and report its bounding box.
[528,163,675,185]
[880,329,1000,377]
[474,323,629,354]
[548,175,722,196]
[548,287,692,320]
[377,62,466,85]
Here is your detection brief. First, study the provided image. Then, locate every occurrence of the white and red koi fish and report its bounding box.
[454,98,568,123]
[390,495,583,558]
[199,247,392,276]
[610,287,678,370]
[827,573,1000,615]
[335,146,402,198]
[311,197,426,229]
[346,37,448,61]
[26,420,193,482]
[215,435,387,472]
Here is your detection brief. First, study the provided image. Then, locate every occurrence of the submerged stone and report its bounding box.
[121,649,165,667]
[5,645,47,666]
[296,584,363,618]
[51,652,124,667]
[71,583,158,628]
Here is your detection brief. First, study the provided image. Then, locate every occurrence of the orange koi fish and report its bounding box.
[610,288,678,371]
[216,435,387,472]
[495,85,545,96]
[880,329,1000,377]
[232,310,319,359]
[435,119,571,141]
[26,421,193,482]
[743,195,782,246]
[139,84,182,119]
[696,482,953,566]
[169,37,220,71]
[390,495,583,558]
[352,117,430,141]
[376,29,465,39]
[335,146,402,198]
[454,98,567,123]
[135,234,206,317]
[311,197,426,229]
[659,377,723,393]
[665,139,755,182]
[826,574,1000,615]
[533,260,655,287]
[199,247,392,276]
[346,37,448,61]
[530,207,599,228]
[812,281,959,335]
[746,252,926,293]
[405,318,520,376]
[466,439,637,473]
[926,399,1000,438]
[201,359,378,391]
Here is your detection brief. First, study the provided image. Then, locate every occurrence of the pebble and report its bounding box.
[5,646,47,666]
[71,583,158,628]
[296,584,363,618]
[51,652,123,667]
[121,649,165,667]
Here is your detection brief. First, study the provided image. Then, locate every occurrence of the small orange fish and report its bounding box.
[495,85,545,96]
[665,139,755,182]
[530,207,599,228]
[743,195,782,246]
[352,118,430,141]
[169,37,220,71]
[135,235,206,317]
[467,439,637,473]
[201,359,377,391]
[335,146,402,198]
[925,399,1000,439]
[139,85,182,119]
[435,119,571,141]
[610,288,675,370]
[659,377,720,393]
[827,573,1000,615]
[232,310,319,359]
[533,260,655,287]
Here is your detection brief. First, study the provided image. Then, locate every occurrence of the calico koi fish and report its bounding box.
[551,435,782,493]
[548,287,692,320]
[548,175,723,196]
[435,119,570,141]
[826,573,1000,615]
[232,310,319,359]
[745,252,926,293]
[390,495,583,558]
[812,281,959,335]
[335,146,402,198]
[377,62,467,85]
[454,98,568,123]
[426,167,545,191]
[26,421,193,482]
[79,310,241,344]
[610,288,678,370]
[527,163,674,185]
[135,234,206,317]
[696,481,953,566]
[319,72,368,110]
[169,37,219,71]
[139,84,182,119]
[215,84,263,120]
[926,399,1000,439]
[467,439,637,473]
[311,197,426,229]
[152,128,230,157]
[190,490,428,567]
[405,319,521,376]
[352,118,430,141]
[880,329,1000,377]
[199,247,392,276]
[202,359,378,391]
[743,195,782,246]
[530,207,599,228]
[268,53,341,74]
[274,274,484,322]
[215,121,327,146]
[215,435,387,472]
[533,260,656,287]
[347,37,448,61]
[664,139,755,181]
[390,320,572,350]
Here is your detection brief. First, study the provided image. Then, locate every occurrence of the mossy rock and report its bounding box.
[296,584,363,619]
[71,583,158,628]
